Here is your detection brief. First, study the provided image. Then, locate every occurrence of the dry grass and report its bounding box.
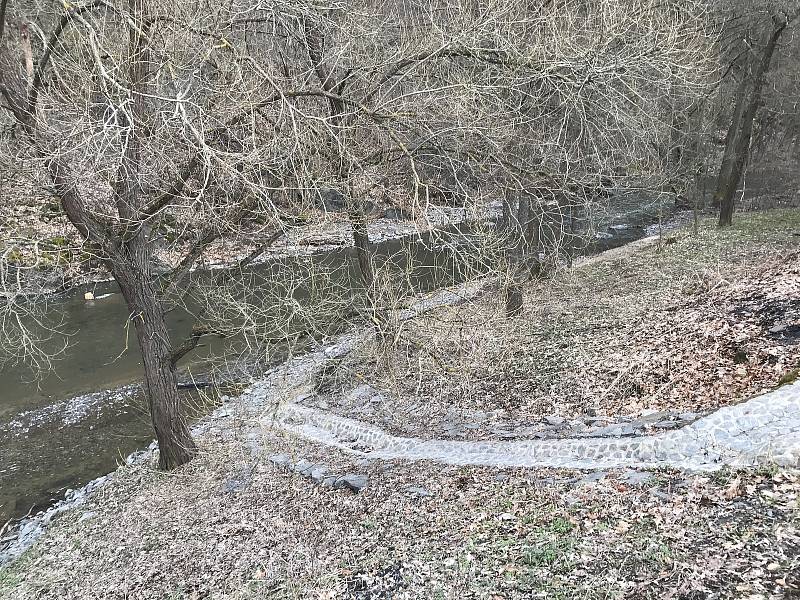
[323,210,800,437]
[0,417,798,599]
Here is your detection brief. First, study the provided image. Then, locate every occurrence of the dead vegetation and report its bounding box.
[0,417,797,599]
[318,210,800,436]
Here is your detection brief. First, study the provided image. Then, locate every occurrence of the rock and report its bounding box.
[544,415,566,426]
[324,344,351,359]
[678,412,698,421]
[652,420,677,429]
[293,459,313,476]
[576,471,608,486]
[769,324,787,334]
[638,409,672,423]
[405,486,433,498]
[620,470,653,486]
[498,512,516,521]
[592,423,635,437]
[334,474,368,492]
[78,511,96,523]
[585,416,612,424]
[493,473,510,483]
[268,453,291,468]
[309,466,329,484]
[222,477,247,494]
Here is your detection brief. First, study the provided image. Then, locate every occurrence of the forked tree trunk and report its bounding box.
[114,261,197,470]
[717,18,788,226]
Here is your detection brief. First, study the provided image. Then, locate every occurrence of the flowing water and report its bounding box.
[0,197,665,528]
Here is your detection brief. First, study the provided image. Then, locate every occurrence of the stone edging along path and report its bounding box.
[266,381,800,472]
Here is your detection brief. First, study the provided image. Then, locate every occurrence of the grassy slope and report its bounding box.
[322,210,800,437]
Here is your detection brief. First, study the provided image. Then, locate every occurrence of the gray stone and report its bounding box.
[637,410,672,424]
[544,415,566,426]
[405,486,433,498]
[268,453,291,468]
[222,476,249,494]
[620,470,653,486]
[334,474,368,492]
[309,466,329,484]
[592,424,635,437]
[293,459,313,475]
[576,471,607,485]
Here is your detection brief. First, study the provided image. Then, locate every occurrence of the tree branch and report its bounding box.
[169,323,212,367]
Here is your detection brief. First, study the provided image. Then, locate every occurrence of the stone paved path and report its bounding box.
[258,378,800,472]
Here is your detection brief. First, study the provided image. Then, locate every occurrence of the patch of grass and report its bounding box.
[0,568,21,591]
[777,367,799,387]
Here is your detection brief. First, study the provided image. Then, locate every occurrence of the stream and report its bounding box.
[0,193,670,529]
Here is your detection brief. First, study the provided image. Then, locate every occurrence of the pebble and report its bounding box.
[309,467,329,484]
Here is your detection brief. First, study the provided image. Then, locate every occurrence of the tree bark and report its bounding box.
[717,17,788,226]
[505,193,531,317]
[115,262,197,469]
[712,72,749,209]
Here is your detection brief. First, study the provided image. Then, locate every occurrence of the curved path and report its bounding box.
[260,380,800,472]
[237,279,800,473]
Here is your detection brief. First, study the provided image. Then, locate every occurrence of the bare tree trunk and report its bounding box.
[115,264,197,469]
[505,193,530,317]
[713,71,750,209]
[717,18,788,226]
[351,204,374,294]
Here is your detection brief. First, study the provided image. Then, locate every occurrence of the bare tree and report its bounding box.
[712,2,799,226]
[0,0,712,468]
